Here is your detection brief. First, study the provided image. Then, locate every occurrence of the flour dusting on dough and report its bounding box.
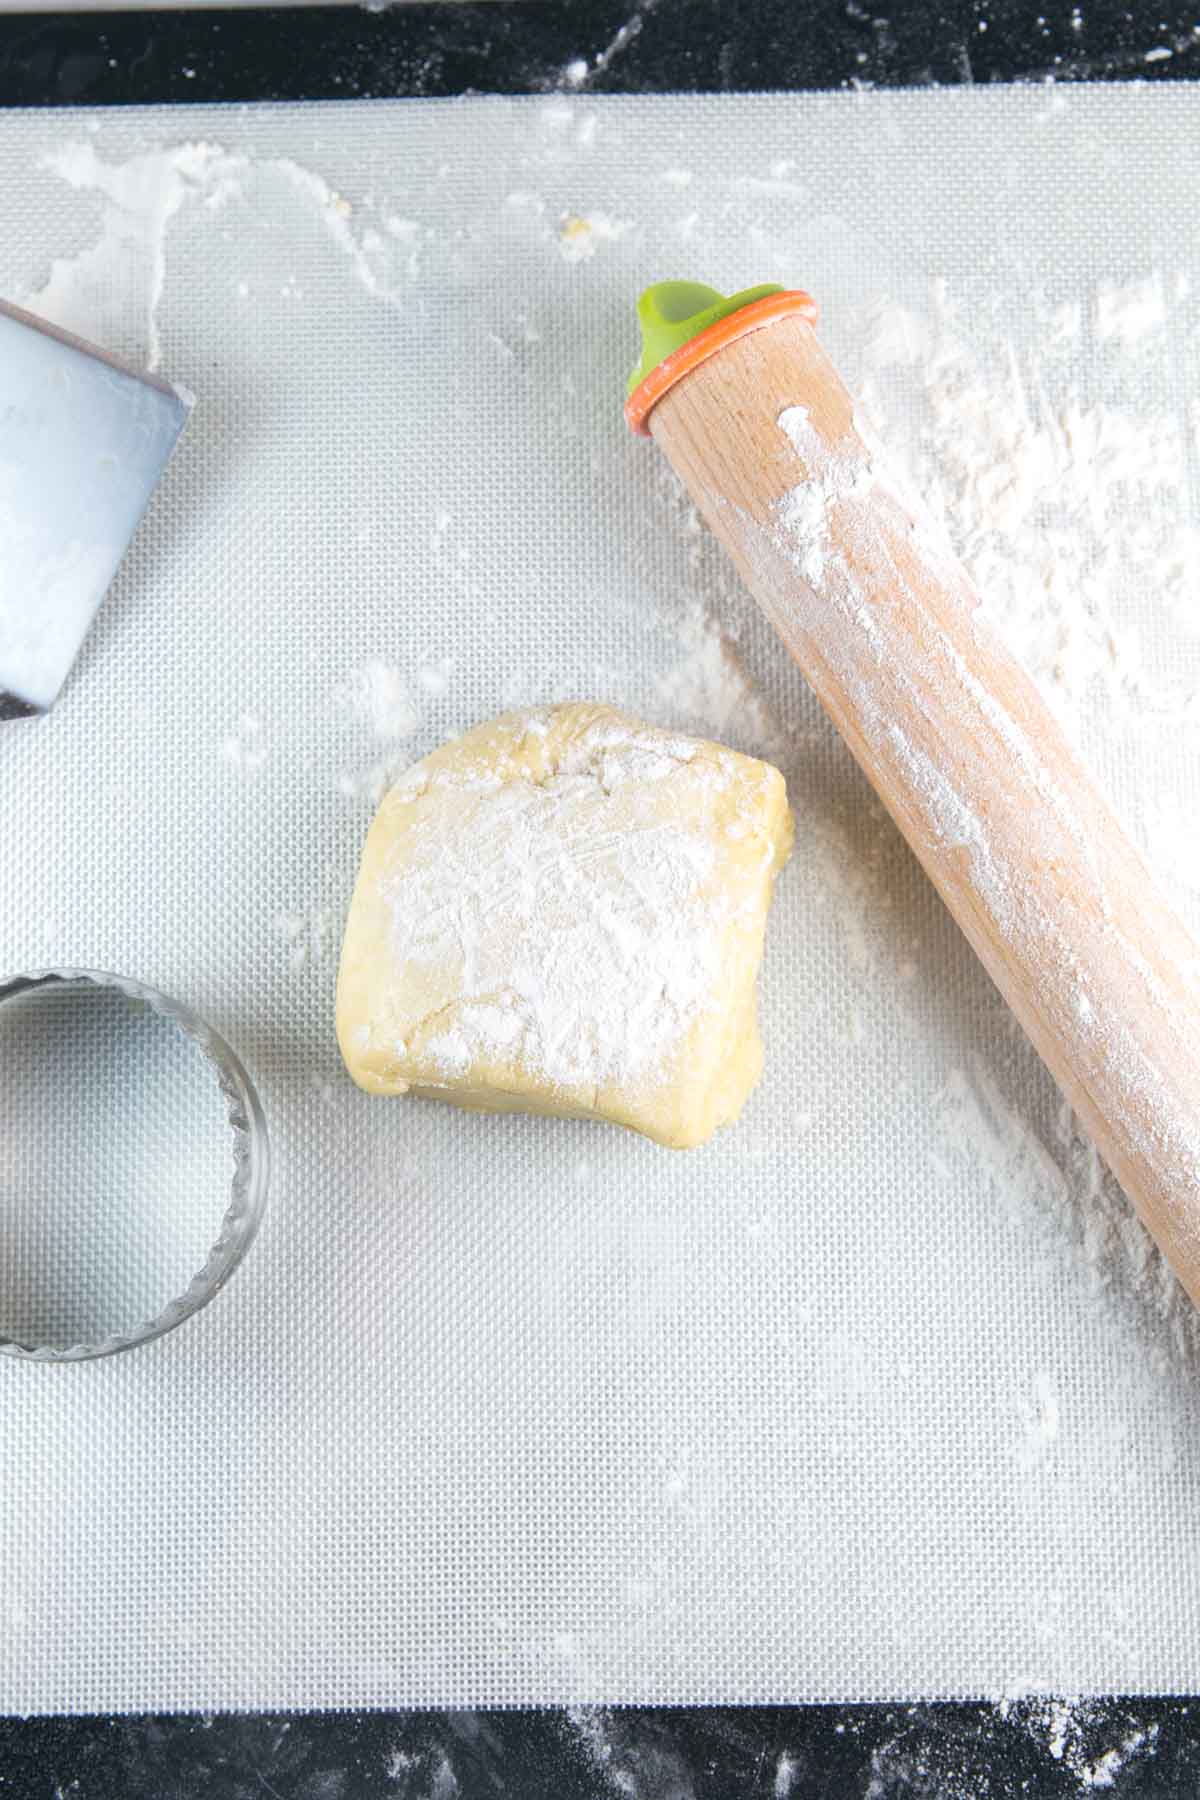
[337,704,792,1147]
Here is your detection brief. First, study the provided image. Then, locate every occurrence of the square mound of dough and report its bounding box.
[336,703,792,1148]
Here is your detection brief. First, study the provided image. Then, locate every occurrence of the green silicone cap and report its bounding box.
[627,281,784,396]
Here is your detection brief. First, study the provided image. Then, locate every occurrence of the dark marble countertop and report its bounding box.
[2,2,1199,1794]
[4,1698,1200,1796]
[0,0,1199,106]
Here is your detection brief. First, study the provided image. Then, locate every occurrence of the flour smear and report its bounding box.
[22,138,430,369]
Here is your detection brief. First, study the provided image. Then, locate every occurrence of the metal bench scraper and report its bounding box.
[0,298,192,721]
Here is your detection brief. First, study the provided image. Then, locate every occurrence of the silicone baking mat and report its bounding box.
[1,87,1199,1711]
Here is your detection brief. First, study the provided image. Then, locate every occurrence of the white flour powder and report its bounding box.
[334,662,419,742]
[556,208,629,261]
[849,284,1200,1354]
[856,284,1200,730]
[377,712,747,1092]
[29,140,244,368]
[653,617,787,759]
[22,138,433,368]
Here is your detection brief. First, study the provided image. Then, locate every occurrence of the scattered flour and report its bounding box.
[1001,1696,1159,1790]
[23,139,438,374]
[934,1053,1200,1363]
[417,659,453,698]
[334,662,419,742]
[337,754,413,809]
[219,712,268,773]
[558,8,646,89]
[653,617,786,759]
[856,282,1200,725]
[29,140,243,368]
[269,157,398,300]
[1094,275,1166,345]
[274,906,333,970]
[565,1705,695,1798]
[329,660,454,800]
[1016,1370,1060,1468]
[428,1753,459,1799]
[557,209,629,261]
[1140,795,1200,908]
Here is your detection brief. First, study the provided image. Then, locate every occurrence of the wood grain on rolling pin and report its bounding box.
[650,313,1200,1303]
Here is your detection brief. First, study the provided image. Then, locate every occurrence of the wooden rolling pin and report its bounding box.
[626,282,1200,1305]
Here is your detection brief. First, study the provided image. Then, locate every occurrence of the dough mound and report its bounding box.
[336,702,792,1148]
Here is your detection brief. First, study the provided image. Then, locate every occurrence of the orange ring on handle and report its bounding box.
[624,289,820,436]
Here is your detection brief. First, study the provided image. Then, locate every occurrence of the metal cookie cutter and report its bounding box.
[0,969,269,1362]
